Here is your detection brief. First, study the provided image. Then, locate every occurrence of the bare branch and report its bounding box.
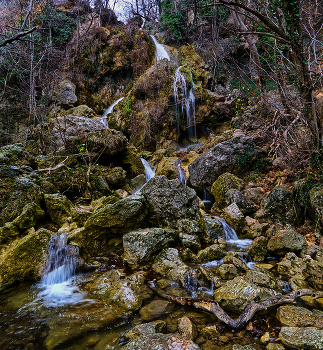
[0,26,38,47]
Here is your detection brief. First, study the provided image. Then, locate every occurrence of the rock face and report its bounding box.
[120,333,200,350]
[277,305,323,328]
[72,194,148,254]
[152,248,190,285]
[279,327,323,350]
[0,228,52,286]
[141,176,199,226]
[267,229,307,256]
[50,116,128,156]
[188,132,264,190]
[258,185,299,226]
[123,228,176,267]
[213,276,277,313]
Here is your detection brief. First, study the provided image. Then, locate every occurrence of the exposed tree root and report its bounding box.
[148,280,323,329]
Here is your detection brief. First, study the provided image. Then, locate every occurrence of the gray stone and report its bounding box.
[194,244,225,263]
[124,320,166,340]
[44,193,74,226]
[120,333,200,350]
[222,203,245,234]
[267,229,307,256]
[179,233,201,251]
[309,188,323,237]
[123,228,176,267]
[246,236,268,262]
[202,216,225,243]
[56,79,77,105]
[277,305,323,328]
[178,316,197,340]
[188,133,264,190]
[279,327,323,350]
[152,248,190,285]
[217,264,239,279]
[213,276,277,313]
[142,176,199,226]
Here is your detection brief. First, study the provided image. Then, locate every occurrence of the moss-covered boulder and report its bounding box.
[0,228,52,286]
[0,173,43,227]
[194,244,224,263]
[141,176,199,227]
[155,157,181,180]
[213,276,278,313]
[0,202,45,246]
[58,105,97,118]
[71,194,147,254]
[258,185,299,227]
[44,193,74,226]
[217,264,239,279]
[267,229,307,256]
[211,173,244,209]
[123,228,176,267]
[104,166,127,187]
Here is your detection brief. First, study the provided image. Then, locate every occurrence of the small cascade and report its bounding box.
[99,97,124,128]
[38,233,89,307]
[150,35,170,61]
[176,159,187,185]
[185,269,201,298]
[173,66,197,143]
[202,189,212,211]
[140,158,155,181]
[217,217,253,249]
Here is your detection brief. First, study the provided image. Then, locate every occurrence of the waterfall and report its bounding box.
[140,158,155,181]
[38,233,90,307]
[177,159,187,185]
[99,97,124,128]
[150,35,170,62]
[173,67,197,143]
[217,217,252,249]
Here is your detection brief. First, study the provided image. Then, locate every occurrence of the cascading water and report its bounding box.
[99,97,124,128]
[140,158,155,181]
[150,35,170,61]
[217,217,253,249]
[202,189,212,211]
[173,66,197,144]
[38,233,90,307]
[176,159,187,185]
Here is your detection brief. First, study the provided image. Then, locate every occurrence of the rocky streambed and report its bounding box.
[1,132,323,350]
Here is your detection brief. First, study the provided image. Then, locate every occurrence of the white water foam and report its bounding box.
[140,158,155,181]
[150,35,170,61]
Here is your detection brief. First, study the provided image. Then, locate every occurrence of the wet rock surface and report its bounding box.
[279,326,323,350]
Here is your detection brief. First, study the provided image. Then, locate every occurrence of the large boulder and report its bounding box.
[279,327,323,350]
[277,305,323,328]
[141,176,199,226]
[123,228,176,267]
[213,276,277,313]
[188,132,264,190]
[222,203,245,234]
[85,270,150,311]
[71,194,147,254]
[49,116,128,157]
[152,248,190,285]
[120,333,200,350]
[245,236,268,262]
[202,216,225,243]
[258,185,299,227]
[0,228,52,287]
[267,229,307,256]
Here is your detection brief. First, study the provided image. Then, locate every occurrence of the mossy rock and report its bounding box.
[0,228,52,286]
[0,143,36,168]
[44,193,74,226]
[155,157,180,180]
[211,173,244,209]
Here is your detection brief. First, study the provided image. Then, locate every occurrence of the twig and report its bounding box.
[0,26,38,47]
[35,157,70,175]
